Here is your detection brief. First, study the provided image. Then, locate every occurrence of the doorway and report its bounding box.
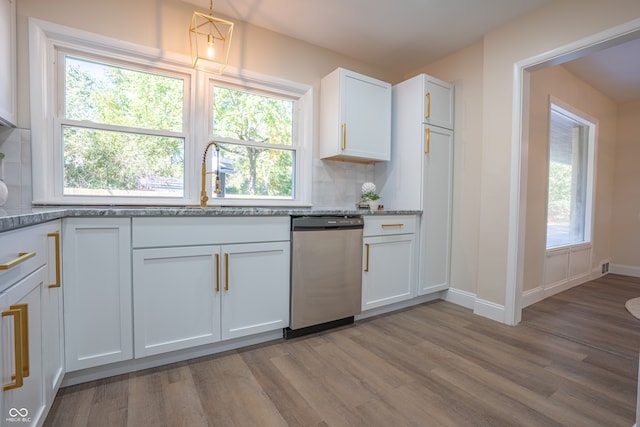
[508,18,640,325]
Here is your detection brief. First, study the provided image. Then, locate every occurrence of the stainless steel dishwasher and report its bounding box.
[285,215,364,339]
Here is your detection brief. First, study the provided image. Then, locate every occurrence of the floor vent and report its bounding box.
[601,262,610,274]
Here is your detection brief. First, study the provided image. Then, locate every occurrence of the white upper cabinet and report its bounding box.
[0,0,17,127]
[423,74,454,130]
[320,68,391,162]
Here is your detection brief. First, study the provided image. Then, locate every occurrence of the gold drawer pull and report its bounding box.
[425,128,430,154]
[2,307,24,390]
[12,304,29,378]
[342,123,347,150]
[225,253,229,291]
[48,233,61,288]
[215,253,220,292]
[425,92,431,119]
[381,224,404,228]
[364,243,370,272]
[0,252,36,270]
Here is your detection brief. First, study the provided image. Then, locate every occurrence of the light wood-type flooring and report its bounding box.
[45,274,640,426]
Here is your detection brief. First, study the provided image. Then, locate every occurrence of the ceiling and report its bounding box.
[183,0,640,102]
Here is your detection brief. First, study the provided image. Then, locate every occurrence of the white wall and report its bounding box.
[611,99,640,273]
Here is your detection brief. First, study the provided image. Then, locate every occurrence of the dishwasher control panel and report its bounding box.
[291,216,364,230]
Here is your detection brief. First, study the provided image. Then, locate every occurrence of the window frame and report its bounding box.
[545,97,597,250]
[29,18,312,207]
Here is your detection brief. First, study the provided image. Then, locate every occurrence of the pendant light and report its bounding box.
[189,0,234,74]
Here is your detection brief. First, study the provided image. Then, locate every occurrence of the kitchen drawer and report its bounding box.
[0,222,49,292]
[364,215,417,237]
[132,216,290,248]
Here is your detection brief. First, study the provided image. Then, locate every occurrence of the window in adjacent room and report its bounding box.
[545,101,596,249]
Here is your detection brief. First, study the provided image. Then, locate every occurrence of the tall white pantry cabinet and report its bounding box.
[378,74,454,294]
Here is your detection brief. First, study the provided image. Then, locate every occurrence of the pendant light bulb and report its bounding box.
[207,33,215,58]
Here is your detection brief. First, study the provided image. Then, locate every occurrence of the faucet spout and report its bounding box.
[200,141,222,207]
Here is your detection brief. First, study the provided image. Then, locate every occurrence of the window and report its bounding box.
[61,55,187,198]
[211,85,295,199]
[29,19,312,206]
[546,102,596,249]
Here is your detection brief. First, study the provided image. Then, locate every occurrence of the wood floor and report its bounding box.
[45,274,640,426]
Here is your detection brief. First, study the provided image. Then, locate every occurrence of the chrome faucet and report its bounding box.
[200,141,222,207]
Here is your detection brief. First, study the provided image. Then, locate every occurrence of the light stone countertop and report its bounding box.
[0,206,421,232]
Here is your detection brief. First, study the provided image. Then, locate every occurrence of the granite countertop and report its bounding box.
[0,206,421,232]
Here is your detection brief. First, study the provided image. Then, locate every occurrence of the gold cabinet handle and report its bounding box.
[12,304,29,378]
[364,243,370,272]
[48,232,61,288]
[215,253,220,292]
[425,92,431,119]
[381,224,404,228]
[425,128,430,154]
[2,307,24,390]
[0,252,36,270]
[342,123,347,151]
[224,253,229,291]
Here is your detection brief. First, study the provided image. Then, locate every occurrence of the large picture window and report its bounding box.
[211,86,295,199]
[546,102,596,249]
[61,55,187,198]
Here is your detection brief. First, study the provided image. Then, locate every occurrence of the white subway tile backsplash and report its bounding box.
[0,127,32,209]
[311,158,374,208]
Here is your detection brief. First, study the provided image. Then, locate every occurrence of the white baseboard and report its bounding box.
[522,287,545,308]
[610,263,640,278]
[444,287,476,310]
[357,293,444,320]
[522,277,588,308]
[473,298,505,324]
[522,267,623,308]
[61,329,283,387]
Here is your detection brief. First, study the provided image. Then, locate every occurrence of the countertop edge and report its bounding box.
[1,207,422,232]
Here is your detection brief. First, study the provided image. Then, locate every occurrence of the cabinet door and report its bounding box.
[63,218,133,371]
[1,268,46,426]
[420,126,454,294]
[341,71,391,161]
[42,225,64,407]
[424,75,454,130]
[362,234,416,311]
[221,242,290,340]
[133,246,221,357]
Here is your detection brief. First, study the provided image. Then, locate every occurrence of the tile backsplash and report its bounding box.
[0,127,373,210]
[311,158,374,208]
[0,127,32,211]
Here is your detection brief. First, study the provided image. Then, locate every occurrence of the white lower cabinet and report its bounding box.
[42,224,64,409]
[221,242,290,340]
[362,216,417,311]
[0,220,63,426]
[133,245,221,357]
[132,217,290,359]
[1,268,45,426]
[62,218,133,372]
